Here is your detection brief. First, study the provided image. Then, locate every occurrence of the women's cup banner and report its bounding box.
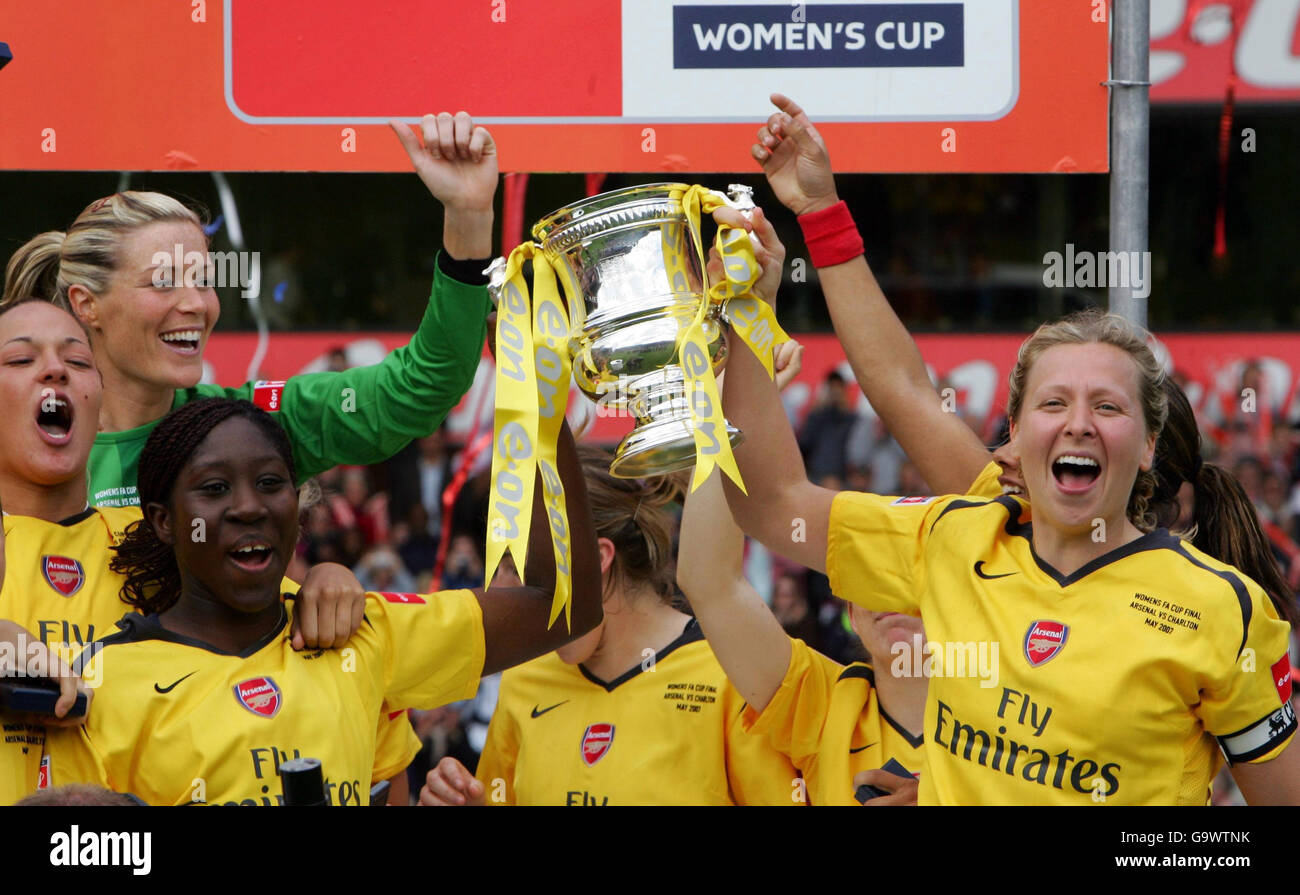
[1,0,1109,173]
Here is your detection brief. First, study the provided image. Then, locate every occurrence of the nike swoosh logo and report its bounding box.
[974,561,1016,580]
[530,700,569,719]
[849,743,877,754]
[154,671,198,694]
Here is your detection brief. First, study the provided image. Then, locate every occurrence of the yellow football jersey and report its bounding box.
[0,506,139,805]
[373,709,419,787]
[476,618,801,805]
[827,490,1296,805]
[967,460,1005,499]
[44,590,484,805]
[275,580,420,788]
[742,638,923,805]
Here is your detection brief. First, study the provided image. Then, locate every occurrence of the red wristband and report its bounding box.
[797,200,864,268]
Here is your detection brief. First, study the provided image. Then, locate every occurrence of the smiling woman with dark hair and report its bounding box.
[43,398,600,805]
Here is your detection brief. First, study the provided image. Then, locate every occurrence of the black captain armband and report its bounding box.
[1218,702,1297,764]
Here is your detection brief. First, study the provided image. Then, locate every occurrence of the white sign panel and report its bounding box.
[621,0,1019,121]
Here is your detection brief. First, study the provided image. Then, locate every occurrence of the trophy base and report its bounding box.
[609,416,744,479]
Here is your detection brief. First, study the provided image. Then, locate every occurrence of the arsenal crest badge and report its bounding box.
[1023,620,1069,667]
[580,723,614,766]
[234,677,282,718]
[42,555,85,597]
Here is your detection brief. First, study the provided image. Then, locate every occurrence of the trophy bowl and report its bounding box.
[531,182,743,478]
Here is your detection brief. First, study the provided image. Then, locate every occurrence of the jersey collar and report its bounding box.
[837,663,924,747]
[57,506,96,527]
[578,617,704,692]
[995,495,1181,588]
[109,606,289,659]
[0,504,94,526]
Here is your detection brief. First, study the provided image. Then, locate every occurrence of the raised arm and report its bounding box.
[717,206,833,572]
[242,113,499,481]
[678,467,791,712]
[392,111,497,262]
[753,93,991,495]
[473,418,601,674]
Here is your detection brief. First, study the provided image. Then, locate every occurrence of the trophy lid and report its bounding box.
[531,182,693,250]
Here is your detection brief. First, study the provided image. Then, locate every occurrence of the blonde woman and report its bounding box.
[3,112,496,510]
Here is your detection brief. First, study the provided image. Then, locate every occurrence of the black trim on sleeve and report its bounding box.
[1170,543,1253,658]
[928,498,997,535]
[437,250,492,286]
[836,663,923,748]
[996,495,1033,538]
[836,663,876,686]
[578,616,705,692]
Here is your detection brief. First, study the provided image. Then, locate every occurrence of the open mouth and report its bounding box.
[1052,454,1101,493]
[229,540,275,572]
[35,393,73,444]
[160,329,202,354]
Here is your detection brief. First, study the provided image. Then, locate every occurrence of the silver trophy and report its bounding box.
[499,182,755,478]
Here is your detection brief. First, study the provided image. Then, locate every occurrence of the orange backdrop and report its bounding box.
[0,1,1108,173]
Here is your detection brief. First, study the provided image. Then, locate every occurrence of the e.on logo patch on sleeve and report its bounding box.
[890,496,937,506]
[252,380,287,412]
[1272,655,1293,704]
[378,592,426,605]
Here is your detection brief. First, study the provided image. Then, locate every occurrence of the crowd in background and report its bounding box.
[292,354,1300,801]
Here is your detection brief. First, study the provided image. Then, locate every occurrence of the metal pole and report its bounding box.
[1108,0,1151,328]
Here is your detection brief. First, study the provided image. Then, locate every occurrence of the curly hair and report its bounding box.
[110,398,296,614]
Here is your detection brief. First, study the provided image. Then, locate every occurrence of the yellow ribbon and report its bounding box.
[530,251,576,629]
[483,243,576,630]
[673,185,790,491]
[484,245,540,591]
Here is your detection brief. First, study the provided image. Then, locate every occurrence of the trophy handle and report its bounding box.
[483,256,507,306]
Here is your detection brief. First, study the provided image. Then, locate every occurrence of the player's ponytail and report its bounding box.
[112,398,297,614]
[1190,463,1298,628]
[1149,379,1297,628]
[2,192,205,313]
[578,445,677,604]
[2,231,66,307]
